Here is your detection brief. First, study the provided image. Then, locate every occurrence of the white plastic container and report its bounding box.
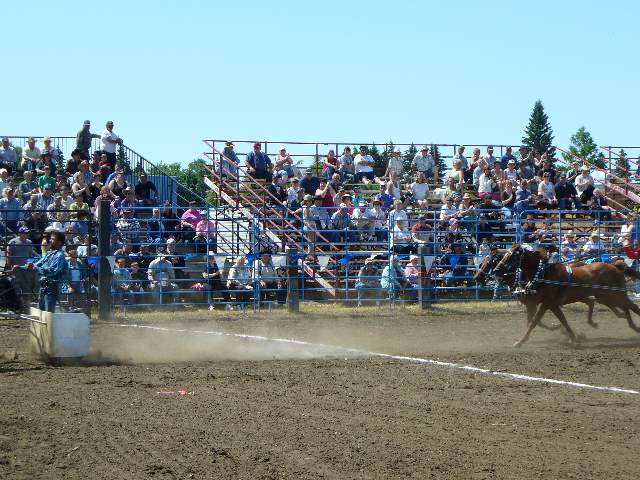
[28,307,90,359]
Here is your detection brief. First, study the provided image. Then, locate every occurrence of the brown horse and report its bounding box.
[474,252,637,329]
[490,244,640,346]
[474,253,599,330]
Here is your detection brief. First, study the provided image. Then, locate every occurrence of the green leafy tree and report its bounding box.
[522,100,556,160]
[154,159,209,204]
[615,149,631,179]
[562,127,605,169]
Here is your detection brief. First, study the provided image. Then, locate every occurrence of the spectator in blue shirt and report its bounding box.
[221,141,239,178]
[0,188,23,233]
[299,169,320,195]
[500,146,517,169]
[245,142,272,182]
[13,231,69,312]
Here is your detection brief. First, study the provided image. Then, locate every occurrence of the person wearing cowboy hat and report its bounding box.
[355,257,381,307]
[561,231,579,260]
[582,231,603,256]
[220,141,239,178]
[384,146,405,179]
[41,136,61,163]
[412,145,438,183]
[21,137,41,172]
[147,251,177,304]
[575,164,595,203]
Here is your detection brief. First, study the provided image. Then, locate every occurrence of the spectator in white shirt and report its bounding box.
[384,147,404,178]
[537,172,557,207]
[483,146,497,168]
[477,166,496,200]
[439,196,458,222]
[101,120,123,170]
[410,173,429,205]
[354,146,375,183]
[574,165,595,203]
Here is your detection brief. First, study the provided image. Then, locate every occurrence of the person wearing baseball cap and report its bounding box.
[245,142,273,182]
[300,167,320,195]
[76,120,100,160]
[274,145,295,179]
[101,120,123,169]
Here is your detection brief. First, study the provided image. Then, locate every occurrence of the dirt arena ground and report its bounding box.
[2,302,640,479]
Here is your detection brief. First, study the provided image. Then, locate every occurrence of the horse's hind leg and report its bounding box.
[514,305,548,348]
[621,298,640,333]
[582,298,598,328]
[531,300,560,331]
[549,306,577,344]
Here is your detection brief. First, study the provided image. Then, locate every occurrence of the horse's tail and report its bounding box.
[613,260,640,281]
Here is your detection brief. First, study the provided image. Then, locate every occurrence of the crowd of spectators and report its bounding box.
[0,130,635,310]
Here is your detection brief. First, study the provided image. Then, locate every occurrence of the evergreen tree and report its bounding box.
[116,145,133,175]
[615,149,631,178]
[54,143,65,173]
[367,144,384,176]
[311,154,322,176]
[562,127,605,168]
[402,144,418,173]
[522,100,556,161]
[431,144,447,179]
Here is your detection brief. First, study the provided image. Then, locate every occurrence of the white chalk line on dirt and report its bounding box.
[112,324,640,396]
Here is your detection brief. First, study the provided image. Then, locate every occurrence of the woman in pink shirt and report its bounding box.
[195,216,217,253]
[179,202,201,241]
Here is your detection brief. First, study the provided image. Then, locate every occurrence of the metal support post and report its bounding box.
[286,246,300,313]
[98,200,113,321]
[418,244,432,309]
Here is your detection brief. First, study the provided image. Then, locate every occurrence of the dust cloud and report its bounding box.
[91,324,358,364]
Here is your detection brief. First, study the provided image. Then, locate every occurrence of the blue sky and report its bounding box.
[3,0,639,166]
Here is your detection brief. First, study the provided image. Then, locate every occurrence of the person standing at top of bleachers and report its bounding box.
[76,120,100,160]
[245,142,272,182]
[100,121,123,169]
[412,146,437,183]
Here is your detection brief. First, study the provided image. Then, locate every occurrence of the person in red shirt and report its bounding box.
[322,150,338,180]
[624,239,640,260]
